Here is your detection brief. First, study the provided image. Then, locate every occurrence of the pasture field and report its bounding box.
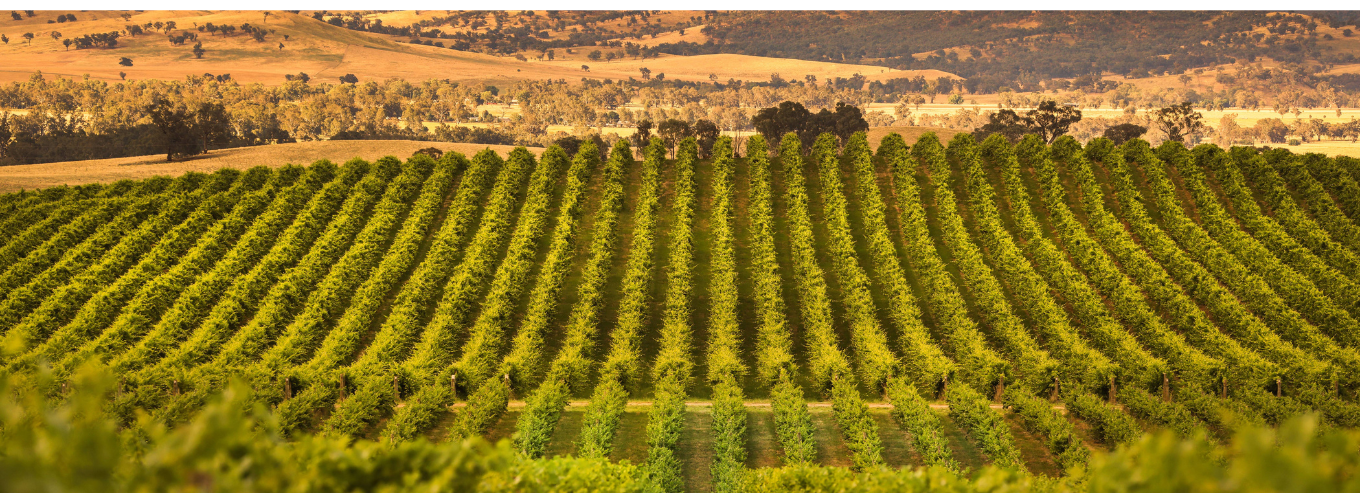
[0,10,949,86]
[4,130,1360,491]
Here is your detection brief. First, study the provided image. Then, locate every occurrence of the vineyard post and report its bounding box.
[1275,377,1282,397]
[118,377,125,398]
[172,379,180,396]
[994,375,1005,403]
[1220,376,1227,399]
[61,382,68,394]
[1161,373,1170,402]
[339,374,347,401]
[451,374,457,400]
[938,375,948,400]
[1107,375,1116,404]
[284,377,292,400]
[1050,376,1060,401]
[393,375,401,401]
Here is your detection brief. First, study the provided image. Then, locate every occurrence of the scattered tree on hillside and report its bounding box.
[22,32,33,44]
[580,65,589,72]
[339,74,359,85]
[1102,123,1147,145]
[588,50,602,62]
[1154,102,1205,143]
[62,39,70,50]
[1,35,8,44]
[640,67,651,80]
[118,57,133,67]
[192,42,205,59]
[10,12,19,21]
[23,10,33,17]
[49,31,59,42]
[119,71,126,80]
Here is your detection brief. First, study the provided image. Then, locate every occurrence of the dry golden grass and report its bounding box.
[0,10,954,88]
[867,126,962,149]
[0,140,534,193]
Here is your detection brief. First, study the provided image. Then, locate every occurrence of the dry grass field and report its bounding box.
[0,10,953,87]
[0,140,533,193]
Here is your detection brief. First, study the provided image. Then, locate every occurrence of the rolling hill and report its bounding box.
[0,10,953,86]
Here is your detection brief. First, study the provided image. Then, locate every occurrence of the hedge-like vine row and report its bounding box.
[853,134,954,394]
[500,144,613,391]
[1063,391,1140,447]
[154,159,402,424]
[1136,143,1360,392]
[1106,142,1331,392]
[0,173,215,342]
[2,169,262,380]
[779,133,881,470]
[519,141,629,459]
[930,134,1071,390]
[1057,138,1274,388]
[1312,156,1360,224]
[778,133,851,388]
[578,139,665,459]
[1178,147,1360,354]
[1275,152,1360,263]
[433,144,587,441]
[643,137,699,489]
[1238,150,1360,281]
[983,136,1167,388]
[1115,384,1203,438]
[888,133,1005,392]
[302,152,515,435]
[1205,149,1360,324]
[744,135,816,464]
[945,383,1023,469]
[1021,138,1218,390]
[811,133,898,390]
[705,137,746,492]
[0,199,120,287]
[884,377,959,471]
[1002,387,1088,471]
[0,197,139,304]
[0,197,158,339]
[107,164,328,377]
[50,168,284,381]
[117,161,367,413]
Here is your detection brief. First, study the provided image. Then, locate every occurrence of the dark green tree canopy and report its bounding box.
[1154,102,1206,143]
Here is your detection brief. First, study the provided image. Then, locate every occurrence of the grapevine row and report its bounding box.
[779,133,881,471]
[743,134,817,465]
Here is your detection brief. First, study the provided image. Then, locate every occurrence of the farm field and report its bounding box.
[0,140,533,193]
[0,10,950,86]
[4,128,1360,490]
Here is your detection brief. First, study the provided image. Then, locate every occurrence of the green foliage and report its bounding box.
[946,383,1024,470]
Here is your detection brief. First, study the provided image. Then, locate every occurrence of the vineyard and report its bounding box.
[4,131,1360,491]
